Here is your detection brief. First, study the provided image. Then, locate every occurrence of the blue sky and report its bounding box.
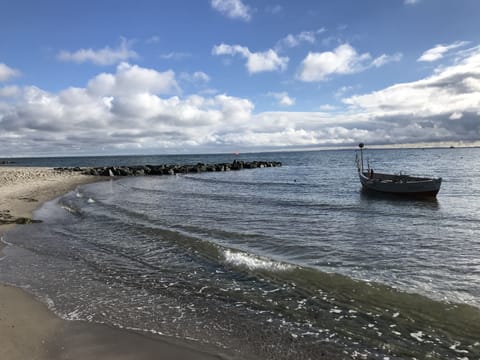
[1,0,479,156]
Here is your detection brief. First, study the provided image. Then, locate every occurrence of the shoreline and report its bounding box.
[0,167,235,360]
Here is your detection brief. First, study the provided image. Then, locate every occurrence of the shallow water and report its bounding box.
[1,148,480,359]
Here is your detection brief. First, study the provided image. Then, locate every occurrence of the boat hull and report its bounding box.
[359,172,442,198]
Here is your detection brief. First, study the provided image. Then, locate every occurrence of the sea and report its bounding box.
[1,148,479,359]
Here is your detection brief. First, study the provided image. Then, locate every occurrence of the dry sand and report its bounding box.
[0,167,233,360]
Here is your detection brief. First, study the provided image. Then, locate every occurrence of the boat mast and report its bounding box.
[358,143,364,173]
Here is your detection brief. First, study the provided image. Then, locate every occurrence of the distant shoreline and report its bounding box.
[0,142,478,162]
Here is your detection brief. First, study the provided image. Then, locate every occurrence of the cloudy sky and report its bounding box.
[1,0,480,156]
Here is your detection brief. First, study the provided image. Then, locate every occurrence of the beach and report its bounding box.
[0,167,230,360]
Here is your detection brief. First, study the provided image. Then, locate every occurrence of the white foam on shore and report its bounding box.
[0,236,13,247]
[223,249,294,272]
[410,331,425,342]
[61,205,78,214]
[66,308,83,321]
[449,341,469,354]
[1,236,12,261]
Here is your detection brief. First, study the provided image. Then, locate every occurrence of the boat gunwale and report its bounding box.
[359,172,442,184]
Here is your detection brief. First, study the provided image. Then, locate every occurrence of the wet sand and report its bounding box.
[0,167,235,360]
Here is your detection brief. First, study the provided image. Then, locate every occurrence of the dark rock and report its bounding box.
[231,160,243,170]
[14,217,43,224]
[57,160,282,178]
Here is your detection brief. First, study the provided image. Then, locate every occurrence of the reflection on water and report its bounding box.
[359,188,440,208]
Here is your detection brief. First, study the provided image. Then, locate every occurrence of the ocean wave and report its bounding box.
[222,249,294,272]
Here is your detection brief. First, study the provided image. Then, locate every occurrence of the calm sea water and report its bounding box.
[1,148,480,359]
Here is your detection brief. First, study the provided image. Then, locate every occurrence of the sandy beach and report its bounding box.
[0,167,233,360]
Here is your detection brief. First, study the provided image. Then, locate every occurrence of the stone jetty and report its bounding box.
[55,160,282,177]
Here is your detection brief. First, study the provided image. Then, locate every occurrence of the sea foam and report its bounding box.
[223,249,293,272]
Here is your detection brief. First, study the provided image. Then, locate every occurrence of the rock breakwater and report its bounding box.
[55,160,282,177]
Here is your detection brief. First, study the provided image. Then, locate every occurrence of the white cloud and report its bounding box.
[0,63,20,82]
[193,72,210,82]
[418,41,469,62]
[212,43,288,74]
[404,0,420,5]
[159,52,191,60]
[268,92,295,107]
[372,53,403,67]
[276,29,325,50]
[298,44,402,82]
[0,63,258,155]
[210,0,252,21]
[319,104,337,111]
[1,47,480,155]
[247,50,288,73]
[87,62,179,96]
[180,71,211,84]
[57,38,138,65]
[340,46,480,143]
[335,85,355,98]
[278,95,295,107]
[297,44,371,82]
[344,47,480,116]
[0,85,19,97]
[212,43,249,57]
[449,112,463,120]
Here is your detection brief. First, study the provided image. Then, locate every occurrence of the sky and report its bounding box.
[1,0,480,156]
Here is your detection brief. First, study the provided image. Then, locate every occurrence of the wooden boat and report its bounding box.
[356,143,442,198]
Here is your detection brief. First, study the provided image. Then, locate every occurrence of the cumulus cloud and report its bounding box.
[418,41,469,62]
[0,63,258,155]
[297,44,399,82]
[344,48,480,115]
[0,63,20,82]
[181,71,210,83]
[57,38,138,65]
[87,62,179,96]
[1,46,480,156]
[212,43,249,57]
[276,29,325,50]
[268,92,295,107]
[212,43,288,73]
[210,0,252,21]
[342,46,480,143]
